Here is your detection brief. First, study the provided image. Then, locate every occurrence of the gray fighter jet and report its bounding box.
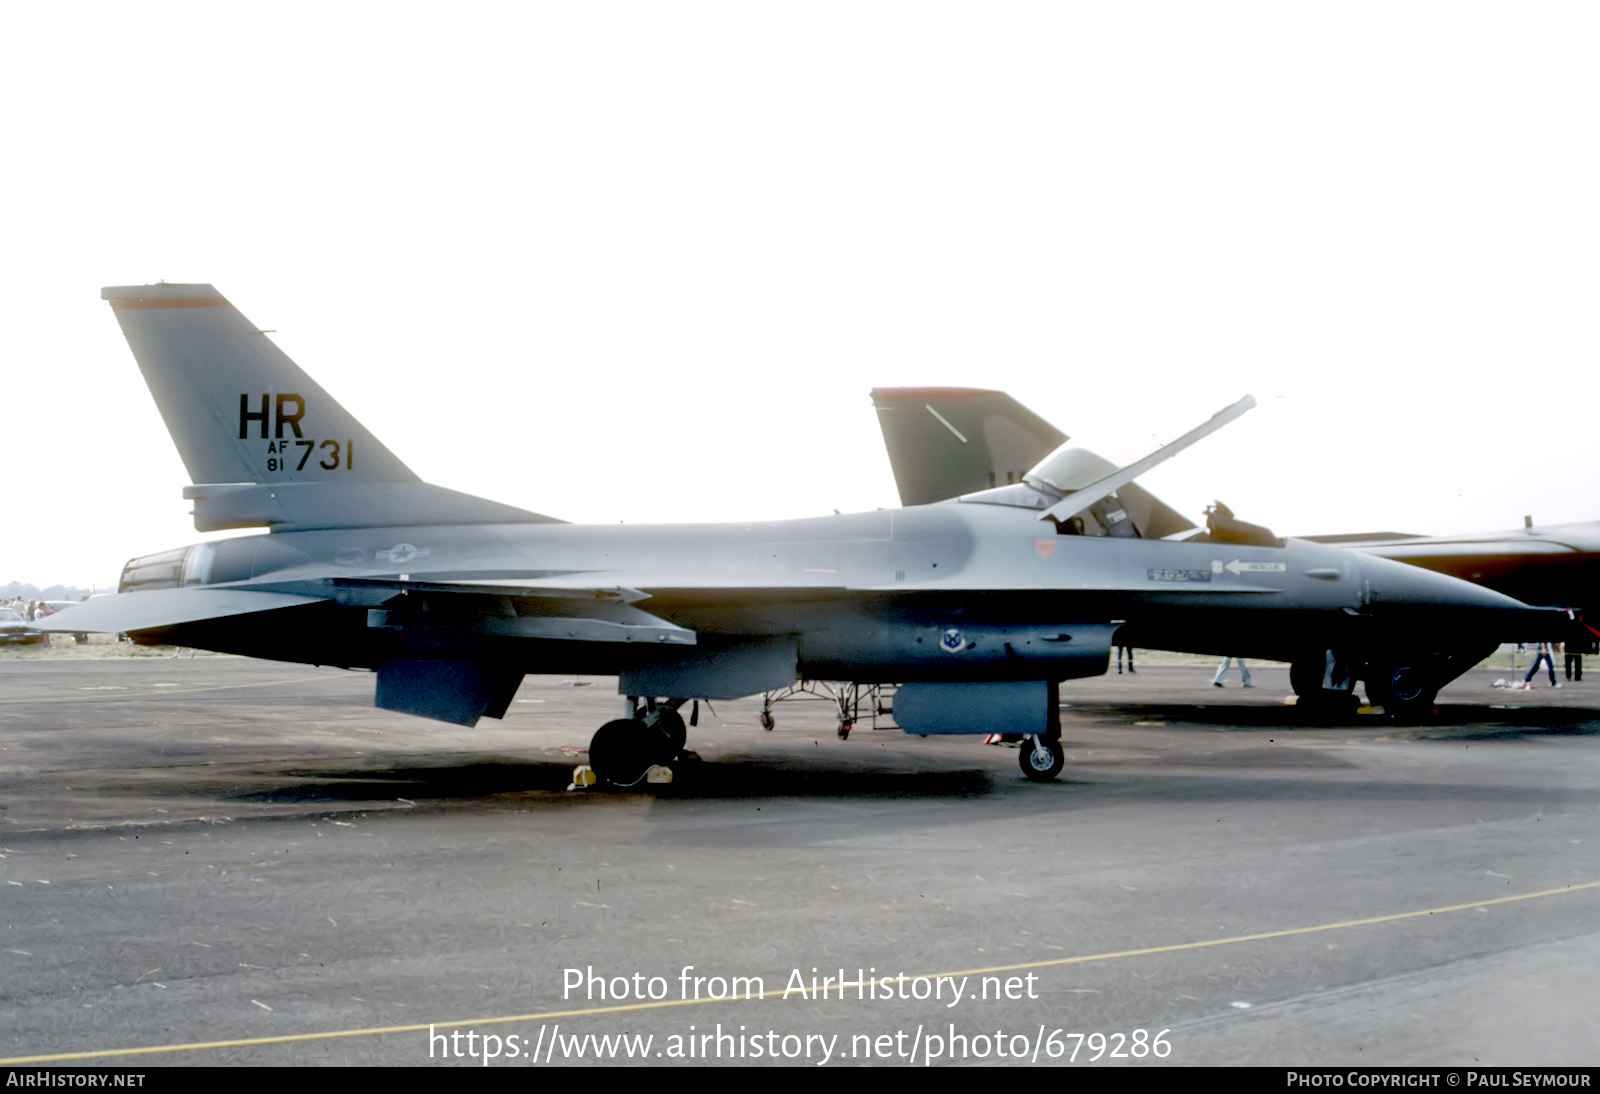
[39,286,1562,785]
[872,386,1596,704]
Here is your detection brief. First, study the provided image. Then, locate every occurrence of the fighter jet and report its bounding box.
[39,287,1561,786]
[872,386,1596,702]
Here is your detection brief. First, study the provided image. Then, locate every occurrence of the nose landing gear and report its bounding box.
[1362,660,1441,719]
[1360,647,1493,720]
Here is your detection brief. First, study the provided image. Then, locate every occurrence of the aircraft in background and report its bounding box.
[39,287,1562,786]
[872,386,1597,699]
[1295,523,1599,643]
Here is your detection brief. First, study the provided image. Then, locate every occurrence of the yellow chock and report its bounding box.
[568,765,597,791]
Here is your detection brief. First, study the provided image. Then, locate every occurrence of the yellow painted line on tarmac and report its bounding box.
[3,878,1595,1065]
[929,877,1600,980]
[0,674,360,704]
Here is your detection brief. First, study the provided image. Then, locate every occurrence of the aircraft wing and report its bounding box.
[329,577,653,602]
[36,579,696,647]
[328,578,696,645]
[1298,531,1427,545]
[32,589,324,633]
[1362,539,1580,563]
[1302,528,1595,556]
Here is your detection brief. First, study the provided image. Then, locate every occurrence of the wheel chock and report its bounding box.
[568,765,597,791]
[645,764,674,784]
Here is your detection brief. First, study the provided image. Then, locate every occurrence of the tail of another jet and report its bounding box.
[870,386,1195,538]
[104,284,558,531]
[871,387,1068,505]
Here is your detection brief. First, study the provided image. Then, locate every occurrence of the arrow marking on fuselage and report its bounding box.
[1223,559,1287,575]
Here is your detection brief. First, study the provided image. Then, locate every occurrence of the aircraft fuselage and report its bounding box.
[128,500,1538,690]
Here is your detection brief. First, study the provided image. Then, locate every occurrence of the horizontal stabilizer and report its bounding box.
[32,589,324,634]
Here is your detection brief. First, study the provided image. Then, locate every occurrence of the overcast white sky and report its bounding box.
[4,2,1596,587]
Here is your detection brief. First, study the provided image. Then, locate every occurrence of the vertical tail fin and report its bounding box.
[104,284,417,485]
[104,283,559,531]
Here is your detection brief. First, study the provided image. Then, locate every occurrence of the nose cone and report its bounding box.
[1359,554,1577,643]
[1361,554,1534,611]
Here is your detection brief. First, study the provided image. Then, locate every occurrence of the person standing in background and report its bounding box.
[1520,641,1559,688]
[1214,657,1252,688]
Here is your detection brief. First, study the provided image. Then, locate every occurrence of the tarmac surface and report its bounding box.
[0,654,1596,1067]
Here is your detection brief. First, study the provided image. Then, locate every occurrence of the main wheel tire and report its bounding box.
[759,711,775,731]
[1290,654,1360,717]
[588,719,654,787]
[649,709,687,758]
[1019,734,1065,782]
[1289,657,1326,697]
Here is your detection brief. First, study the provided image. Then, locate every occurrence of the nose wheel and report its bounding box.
[1019,733,1064,782]
[1364,661,1440,719]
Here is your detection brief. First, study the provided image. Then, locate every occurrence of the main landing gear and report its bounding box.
[1018,680,1066,782]
[586,698,689,788]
